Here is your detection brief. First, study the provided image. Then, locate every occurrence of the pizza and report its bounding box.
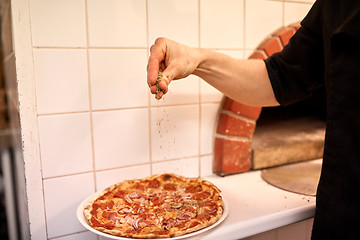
[83,173,223,238]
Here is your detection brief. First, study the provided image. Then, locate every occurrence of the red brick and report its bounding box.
[217,113,256,138]
[248,50,267,60]
[258,37,283,57]
[273,27,296,46]
[289,22,301,31]
[213,137,252,176]
[222,98,262,120]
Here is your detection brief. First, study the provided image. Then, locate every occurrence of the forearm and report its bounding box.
[193,49,279,107]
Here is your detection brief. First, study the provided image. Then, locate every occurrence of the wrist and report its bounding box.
[193,48,212,77]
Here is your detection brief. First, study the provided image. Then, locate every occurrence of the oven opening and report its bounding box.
[252,86,327,169]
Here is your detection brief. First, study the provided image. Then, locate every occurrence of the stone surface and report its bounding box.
[252,116,326,169]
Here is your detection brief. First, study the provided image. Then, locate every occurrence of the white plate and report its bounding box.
[77,191,229,240]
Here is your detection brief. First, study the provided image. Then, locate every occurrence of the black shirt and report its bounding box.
[265,0,360,239]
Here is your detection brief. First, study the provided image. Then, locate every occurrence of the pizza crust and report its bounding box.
[83,173,223,239]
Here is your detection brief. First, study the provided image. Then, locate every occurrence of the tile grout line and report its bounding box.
[32,46,147,50]
[197,0,202,177]
[243,0,247,53]
[282,0,285,27]
[83,0,97,194]
[145,0,153,175]
[41,154,215,181]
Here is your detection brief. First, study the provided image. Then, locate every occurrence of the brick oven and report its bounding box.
[213,22,326,176]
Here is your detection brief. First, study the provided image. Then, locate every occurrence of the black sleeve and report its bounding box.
[264,0,325,106]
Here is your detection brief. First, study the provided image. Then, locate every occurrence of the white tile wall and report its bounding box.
[200,155,214,177]
[38,113,93,178]
[200,0,244,49]
[22,0,316,239]
[43,173,95,238]
[150,105,199,161]
[284,2,313,26]
[95,165,151,191]
[148,0,199,47]
[152,157,200,178]
[245,0,283,49]
[86,0,147,47]
[33,49,89,114]
[89,49,148,110]
[92,109,150,170]
[200,103,220,155]
[30,0,87,47]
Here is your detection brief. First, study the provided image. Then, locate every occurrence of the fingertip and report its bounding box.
[150,85,158,94]
[158,79,169,92]
[155,91,164,100]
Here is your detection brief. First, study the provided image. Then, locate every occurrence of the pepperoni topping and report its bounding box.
[150,196,161,206]
[113,190,125,198]
[135,182,145,191]
[102,201,114,209]
[193,191,210,200]
[90,203,100,215]
[148,179,160,188]
[189,221,200,228]
[199,201,218,211]
[197,213,212,221]
[185,184,202,193]
[163,183,177,191]
[91,216,102,227]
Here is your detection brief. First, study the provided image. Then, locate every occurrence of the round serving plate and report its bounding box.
[77,191,229,240]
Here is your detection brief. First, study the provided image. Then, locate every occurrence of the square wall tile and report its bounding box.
[43,173,94,238]
[200,155,213,177]
[200,103,220,155]
[245,0,282,49]
[30,0,86,47]
[150,105,199,161]
[152,157,199,178]
[96,165,151,191]
[200,0,244,48]
[38,113,93,178]
[150,75,199,106]
[200,81,223,103]
[49,231,98,240]
[92,109,150,170]
[148,0,199,47]
[284,2,313,26]
[87,0,146,47]
[33,49,89,114]
[89,49,148,110]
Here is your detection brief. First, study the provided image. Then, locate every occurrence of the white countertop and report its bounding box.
[191,169,316,240]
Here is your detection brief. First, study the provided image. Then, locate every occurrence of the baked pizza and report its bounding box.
[83,173,223,238]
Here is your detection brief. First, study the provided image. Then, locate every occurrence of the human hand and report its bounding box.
[147,38,200,99]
